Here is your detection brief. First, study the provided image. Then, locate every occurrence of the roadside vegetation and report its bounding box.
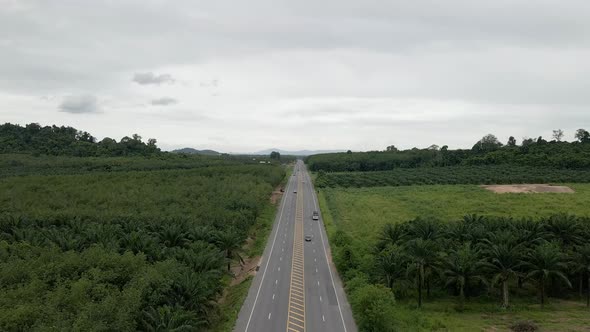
[0,123,288,331]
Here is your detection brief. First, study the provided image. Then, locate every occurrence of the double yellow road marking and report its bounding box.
[286,176,305,332]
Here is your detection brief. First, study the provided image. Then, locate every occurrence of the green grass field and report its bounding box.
[319,184,590,331]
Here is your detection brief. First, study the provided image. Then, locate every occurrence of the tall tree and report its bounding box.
[552,129,564,142]
[575,129,590,143]
[507,136,517,147]
[472,134,503,153]
[386,145,399,152]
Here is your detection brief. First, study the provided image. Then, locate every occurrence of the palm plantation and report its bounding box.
[370,215,587,311]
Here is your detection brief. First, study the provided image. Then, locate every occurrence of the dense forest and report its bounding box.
[307,131,590,172]
[0,123,160,156]
[335,214,590,331]
[0,123,288,330]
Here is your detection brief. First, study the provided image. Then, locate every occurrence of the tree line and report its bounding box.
[0,122,160,157]
[307,130,590,172]
[314,165,590,188]
[334,214,590,331]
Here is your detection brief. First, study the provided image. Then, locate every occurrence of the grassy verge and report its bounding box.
[212,276,255,332]
[317,189,337,238]
[211,164,293,332]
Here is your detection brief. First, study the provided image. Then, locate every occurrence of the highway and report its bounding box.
[234,160,357,332]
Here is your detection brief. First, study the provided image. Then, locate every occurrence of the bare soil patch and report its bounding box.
[230,255,261,286]
[270,185,284,204]
[481,184,575,194]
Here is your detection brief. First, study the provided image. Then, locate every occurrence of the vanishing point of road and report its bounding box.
[234,160,357,332]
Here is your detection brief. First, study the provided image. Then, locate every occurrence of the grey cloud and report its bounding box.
[151,97,178,106]
[133,72,175,85]
[58,94,100,114]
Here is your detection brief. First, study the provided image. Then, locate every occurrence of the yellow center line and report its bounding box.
[286,174,305,332]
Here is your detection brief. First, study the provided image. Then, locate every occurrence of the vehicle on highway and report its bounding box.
[304,234,313,242]
[312,211,319,220]
[293,190,297,193]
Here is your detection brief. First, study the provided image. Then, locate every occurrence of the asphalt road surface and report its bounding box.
[234,160,357,332]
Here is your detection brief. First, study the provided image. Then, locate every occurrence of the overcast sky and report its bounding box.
[1,0,589,152]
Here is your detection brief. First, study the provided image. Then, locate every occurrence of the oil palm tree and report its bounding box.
[480,235,525,308]
[156,223,191,248]
[168,271,220,319]
[404,238,440,307]
[570,244,590,307]
[214,228,245,272]
[523,242,571,308]
[544,214,583,247]
[443,243,485,310]
[377,245,408,291]
[141,305,204,332]
[377,223,406,250]
[404,217,442,242]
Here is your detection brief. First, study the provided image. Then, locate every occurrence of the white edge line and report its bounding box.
[244,168,293,332]
[306,165,349,332]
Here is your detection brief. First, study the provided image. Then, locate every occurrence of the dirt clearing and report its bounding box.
[481,184,575,194]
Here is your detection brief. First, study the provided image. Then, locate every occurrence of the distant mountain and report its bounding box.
[251,148,346,156]
[172,148,221,155]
